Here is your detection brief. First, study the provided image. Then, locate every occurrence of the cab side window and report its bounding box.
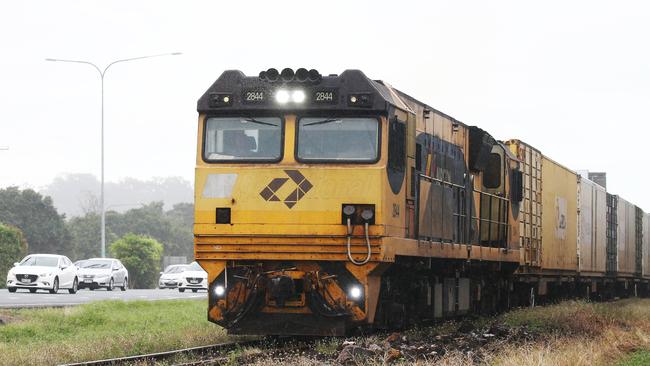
[483,153,502,189]
[388,120,406,173]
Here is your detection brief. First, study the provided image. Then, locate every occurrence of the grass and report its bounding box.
[1,298,649,365]
[264,299,650,366]
[0,299,231,366]
[618,350,650,366]
[495,299,650,366]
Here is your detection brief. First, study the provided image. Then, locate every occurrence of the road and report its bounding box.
[0,288,207,308]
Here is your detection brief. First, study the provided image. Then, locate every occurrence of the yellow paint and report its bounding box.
[541,157,578,270]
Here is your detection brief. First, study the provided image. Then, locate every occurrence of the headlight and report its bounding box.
[214,285,225,297]
[349,285,363,300]
[275,89,290,104]
[275,89,306,104]
[39,273,53,277]
[291,90,306,103]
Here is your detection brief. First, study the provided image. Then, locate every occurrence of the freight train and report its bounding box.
[193,68,650,336]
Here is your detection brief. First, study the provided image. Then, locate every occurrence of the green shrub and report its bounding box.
[0,223,28,288]
[109,234,163,289]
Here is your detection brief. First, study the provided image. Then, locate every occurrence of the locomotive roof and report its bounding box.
[197,69,422,115]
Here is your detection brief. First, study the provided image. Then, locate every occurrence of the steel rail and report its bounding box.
[58,339,264,366]
[173,342,314,366]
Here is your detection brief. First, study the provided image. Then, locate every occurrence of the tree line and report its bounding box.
[0,186,194,288]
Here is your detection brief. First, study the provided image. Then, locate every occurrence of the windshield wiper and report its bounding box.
[303,118,341,126]
[242,118,278,127]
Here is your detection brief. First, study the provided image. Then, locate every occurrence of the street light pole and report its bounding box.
[45,52,181,258]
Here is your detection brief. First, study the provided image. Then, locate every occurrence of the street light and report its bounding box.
[46,52,182,258]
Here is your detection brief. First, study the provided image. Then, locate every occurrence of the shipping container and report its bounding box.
[577,177,607,274]
[642,214,650,278]
[505,140,542,267]
[616,196,637,276]
[540,157,578,271]
[606,193,618,274]
[635,207,643,276]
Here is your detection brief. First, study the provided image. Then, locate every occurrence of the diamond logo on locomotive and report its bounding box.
[259,169,313,208]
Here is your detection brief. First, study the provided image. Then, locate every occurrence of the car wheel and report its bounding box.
[68,278,78,294]
[29,288,37,293]
[179,288,185,293]
[107,278,114,291]
[8,287,16,293]
[49,277,59,294]
[89,287,95,291]
[192,289,198,293]
[121,278,128,291]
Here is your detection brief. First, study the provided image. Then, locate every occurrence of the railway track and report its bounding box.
[58,338,270,366]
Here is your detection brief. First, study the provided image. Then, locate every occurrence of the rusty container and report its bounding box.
[505,140,542,268]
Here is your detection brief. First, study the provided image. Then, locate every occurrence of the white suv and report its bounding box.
[6,254,78,294]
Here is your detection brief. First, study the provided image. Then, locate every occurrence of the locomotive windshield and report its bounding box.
[204,117,283,162]
[296,117,379,162]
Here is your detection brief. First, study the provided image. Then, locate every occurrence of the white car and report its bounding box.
[158,264,187,289]
[177,262,208,293]
[6,254,78,294]
[77,258,128,291]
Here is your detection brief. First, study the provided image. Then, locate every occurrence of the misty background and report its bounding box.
[41,174,192,218]
[1,0,649,213]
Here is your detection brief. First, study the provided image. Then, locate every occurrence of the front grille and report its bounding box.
[186,277,203,284]
[16,274,38,282]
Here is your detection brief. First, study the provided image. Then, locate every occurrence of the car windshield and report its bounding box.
[297,117,379,161]
[204,117,282,161]
[164,265,187,274]
[19,256,59,267]
[187,262,203,271]
[80,260,112,269]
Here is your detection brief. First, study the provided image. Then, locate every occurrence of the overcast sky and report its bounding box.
[1,1,649,208]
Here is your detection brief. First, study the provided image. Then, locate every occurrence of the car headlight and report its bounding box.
[39,273,53,277]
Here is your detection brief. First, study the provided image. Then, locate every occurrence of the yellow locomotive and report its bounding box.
[194,68,649,336]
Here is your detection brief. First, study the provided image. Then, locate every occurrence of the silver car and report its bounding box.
[77,258,128,291]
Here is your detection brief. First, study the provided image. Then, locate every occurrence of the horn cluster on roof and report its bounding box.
[259,68,322,83]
